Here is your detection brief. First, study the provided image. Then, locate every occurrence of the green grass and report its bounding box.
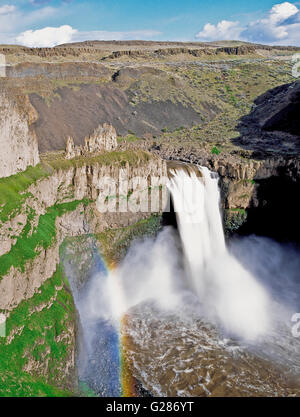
[117,134,141,143]
[225,84,238,106]
[229,208,247,215]
[42,150,153,171]
[211,146,221,155]
[147,59,294,156]
[0,165,50,223]
[0,199,90,281]
[0,265,76,397]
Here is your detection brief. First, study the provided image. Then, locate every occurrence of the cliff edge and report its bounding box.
[0,89,39,178]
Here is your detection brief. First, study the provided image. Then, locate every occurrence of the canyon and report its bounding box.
[0,40,299,396]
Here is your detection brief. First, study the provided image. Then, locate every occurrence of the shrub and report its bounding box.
[211,146,221,155]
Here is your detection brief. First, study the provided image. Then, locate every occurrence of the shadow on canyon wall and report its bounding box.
[238,175,300,243]
[232,81,300,158]
[232,81,300,242]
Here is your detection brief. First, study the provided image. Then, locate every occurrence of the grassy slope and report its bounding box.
[0,199,90,281]
[0,265,76,397]
[148,60,294,153]
[0,165,50,223]
[41,149,153,171]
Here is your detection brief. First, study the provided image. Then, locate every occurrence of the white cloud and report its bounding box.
[242,2,300,43]
[196,20,242,41]
[0,5,56,42]
[196,2,300,46]
[14,26,161,47]
[0,2,161,47]
[0,5,16,15]
[267,2,298,24]
[16,25,78,47]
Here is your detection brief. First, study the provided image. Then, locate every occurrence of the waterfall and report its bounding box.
[168,167,225,292]
[168,166,270,340]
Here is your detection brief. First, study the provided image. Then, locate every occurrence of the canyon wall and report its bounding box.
[147,143,300,240]
[0,91,39,178]
[0,155,167,311]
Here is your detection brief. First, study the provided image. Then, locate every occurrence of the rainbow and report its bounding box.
[102,257,138,397]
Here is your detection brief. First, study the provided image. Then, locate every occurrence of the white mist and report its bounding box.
[168,166,270,340]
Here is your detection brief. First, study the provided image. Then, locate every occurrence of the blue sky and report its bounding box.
[1,1,300,46]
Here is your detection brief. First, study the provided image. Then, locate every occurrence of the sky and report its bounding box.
[1,1,300,47]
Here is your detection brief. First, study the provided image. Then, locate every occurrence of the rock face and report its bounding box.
[103,45,257,60]
[65,123,118,159]
[30,81,206,153]
[145,142,300,241]
[0,91,40,178]
[5,62,110,80]
[246,81,300,135]
[84,123,118,153]
[0,156,167,310]
[236,81,300,155]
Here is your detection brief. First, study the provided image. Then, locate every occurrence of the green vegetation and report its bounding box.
[225,84,238,106]
[41,150,152,171]
[229,208,247,215]
[0,265,76,397]
[239,179,256,185]
[224,208,248,235]
[175,126,185,132]
[211,146,221,155]
[96,214,162,266]
[0,199,90,281]
[78,382,97,397]
[117,134,141,143]
[0,164,50,223]
[146,59,294,155]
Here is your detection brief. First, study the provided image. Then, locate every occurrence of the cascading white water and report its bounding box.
[168,167,225,292]
[168,166,270,340]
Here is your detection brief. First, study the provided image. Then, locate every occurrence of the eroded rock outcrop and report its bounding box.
[0,90,40,178]
[65,123,118,159]
[102,45,257,60]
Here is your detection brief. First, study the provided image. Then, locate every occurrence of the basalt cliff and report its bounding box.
[0,89,39,178]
